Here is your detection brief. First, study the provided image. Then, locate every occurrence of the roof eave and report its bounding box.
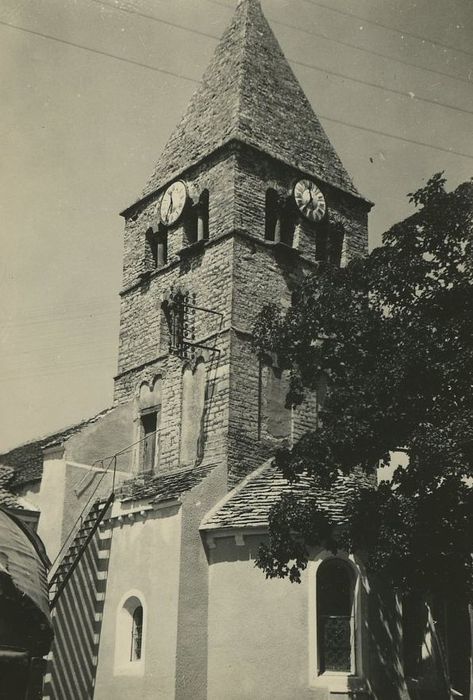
[119,137,373,220]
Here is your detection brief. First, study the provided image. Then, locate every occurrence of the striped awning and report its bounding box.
[0,509,52,653]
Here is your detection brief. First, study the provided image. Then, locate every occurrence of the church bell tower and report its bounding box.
[114,0,371,487]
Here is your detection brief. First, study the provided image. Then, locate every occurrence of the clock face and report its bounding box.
[293,179,326,223]
[160,180,187,226]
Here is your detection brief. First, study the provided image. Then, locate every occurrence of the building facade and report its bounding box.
[0,1,468,698]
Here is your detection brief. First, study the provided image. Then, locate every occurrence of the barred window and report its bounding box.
[130,605,143,662]
[317,559,355,674]
[170,291,185,353]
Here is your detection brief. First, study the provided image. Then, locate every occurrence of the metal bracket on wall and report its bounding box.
[162,290,223,360]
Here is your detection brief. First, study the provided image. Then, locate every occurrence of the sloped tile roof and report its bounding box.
[0,466,20,508]
[201,461,373,531]
[117,464,217,504]
[0,465,14,489]
[0,408,113,488]
[140,0,364,202]
[0,491,20,508]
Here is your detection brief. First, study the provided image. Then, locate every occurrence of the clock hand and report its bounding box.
[166,193,174,222]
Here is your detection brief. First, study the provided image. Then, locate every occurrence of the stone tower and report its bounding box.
[114,0,371,486]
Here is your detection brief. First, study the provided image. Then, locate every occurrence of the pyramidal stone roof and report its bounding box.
[141,0,362,201]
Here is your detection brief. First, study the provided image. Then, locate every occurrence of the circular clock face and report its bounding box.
[294,179,326,223]
[160,180,187,226]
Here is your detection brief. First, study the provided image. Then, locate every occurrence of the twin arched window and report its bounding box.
[146,189,209,269]
[265,188,345,265]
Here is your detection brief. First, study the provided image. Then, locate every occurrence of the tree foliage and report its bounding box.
[253,175,473,598]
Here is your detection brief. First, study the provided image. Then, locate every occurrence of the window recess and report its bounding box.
[317,559,355,674]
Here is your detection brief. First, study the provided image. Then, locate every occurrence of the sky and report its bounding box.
[0,0,472,451]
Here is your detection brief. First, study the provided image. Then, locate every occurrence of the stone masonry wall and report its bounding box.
[120,148,237,291]
[233,144,369,261]
[114,141,368,484]
[114,149,239,475]
[226,146,369,485]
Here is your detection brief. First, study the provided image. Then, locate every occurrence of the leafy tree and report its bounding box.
[253,174,473,599]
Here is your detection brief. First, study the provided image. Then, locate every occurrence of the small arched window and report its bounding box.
[115,594,145,674]
[131,605,143,662]
[317,558,355,674]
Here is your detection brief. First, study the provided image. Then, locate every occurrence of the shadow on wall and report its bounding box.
[366,584,411,700]
[366,584,459,700]
[205,535,259,566]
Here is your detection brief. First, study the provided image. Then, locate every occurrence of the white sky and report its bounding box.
[0,0,472,451]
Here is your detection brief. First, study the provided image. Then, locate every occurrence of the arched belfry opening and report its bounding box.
[316,221,345,267]
[145,224,168,270]
[182,189,210,247]
[197,189,210,242]
[265,188,280,242]
[265,189,295,247]
[279,197,296,247]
